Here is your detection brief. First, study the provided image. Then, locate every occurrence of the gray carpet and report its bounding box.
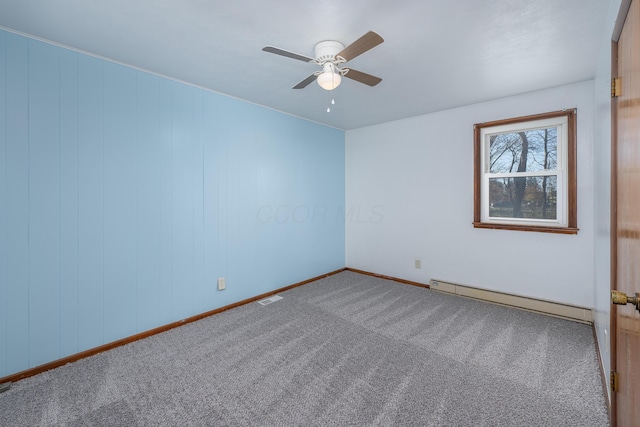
[0,271,609,426]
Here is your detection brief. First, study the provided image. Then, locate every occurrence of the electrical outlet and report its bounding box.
[414,258,422,269]
[217,277,226,291]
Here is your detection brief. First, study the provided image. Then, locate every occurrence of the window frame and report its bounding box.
[473,109,578,234]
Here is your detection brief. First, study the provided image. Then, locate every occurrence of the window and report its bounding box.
[473,109,577,234]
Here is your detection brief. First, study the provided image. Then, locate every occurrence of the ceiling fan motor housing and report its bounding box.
[314,41,345,63]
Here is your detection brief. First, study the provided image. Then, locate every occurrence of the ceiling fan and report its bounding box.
[262,31,384,91]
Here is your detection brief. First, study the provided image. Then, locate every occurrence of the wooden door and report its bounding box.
[612,0,640,425]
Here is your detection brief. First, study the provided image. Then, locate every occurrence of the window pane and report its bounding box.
[489,128,557,173]
[489,176,557,220]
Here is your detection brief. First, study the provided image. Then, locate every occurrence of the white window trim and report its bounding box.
[480,116,569,228]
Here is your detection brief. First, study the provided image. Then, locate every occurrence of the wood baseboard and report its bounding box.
[344,269,593,324]
[0,268,346,385]
[345,268,430,288]
[592,324,612,422]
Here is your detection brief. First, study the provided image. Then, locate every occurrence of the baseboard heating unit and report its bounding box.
[429,279,593,324]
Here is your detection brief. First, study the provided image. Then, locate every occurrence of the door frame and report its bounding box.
[611,1,634,426]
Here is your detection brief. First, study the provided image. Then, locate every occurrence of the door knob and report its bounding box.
[611,290,640,312]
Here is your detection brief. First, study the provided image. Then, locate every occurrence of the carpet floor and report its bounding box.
[0,271,609,426]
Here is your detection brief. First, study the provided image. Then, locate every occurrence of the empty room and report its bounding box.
[0,0,638,425]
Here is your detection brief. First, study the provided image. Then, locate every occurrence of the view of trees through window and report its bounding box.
[488,127,558,220]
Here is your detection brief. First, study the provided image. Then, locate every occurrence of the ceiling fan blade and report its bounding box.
[343,68,382,87]
[262,46,314,63]
[293,74,318,89]
[336,31,384,62]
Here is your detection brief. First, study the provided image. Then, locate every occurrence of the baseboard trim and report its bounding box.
[592,324,612,422]
[345,268,430,288]
[429,278,593,324]
[0,268,346,385]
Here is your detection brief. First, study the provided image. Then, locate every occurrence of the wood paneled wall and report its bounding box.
[0,31,345,378]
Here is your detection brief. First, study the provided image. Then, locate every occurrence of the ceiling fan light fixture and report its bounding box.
[317,63,341,90]
[317,72,341,90]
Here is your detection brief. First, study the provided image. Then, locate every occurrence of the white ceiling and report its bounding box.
[0,0,609,130]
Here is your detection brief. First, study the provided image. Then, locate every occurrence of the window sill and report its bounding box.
[473,222,579,235]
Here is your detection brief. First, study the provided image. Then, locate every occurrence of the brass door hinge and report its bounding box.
[612,77,621,98]
[611,370,619,392]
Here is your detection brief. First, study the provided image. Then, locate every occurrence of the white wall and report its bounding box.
[346,81,595,307]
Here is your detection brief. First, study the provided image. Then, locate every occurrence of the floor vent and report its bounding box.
[257,295,283,306]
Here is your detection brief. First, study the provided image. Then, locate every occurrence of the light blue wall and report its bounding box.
[0,30,345,378]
